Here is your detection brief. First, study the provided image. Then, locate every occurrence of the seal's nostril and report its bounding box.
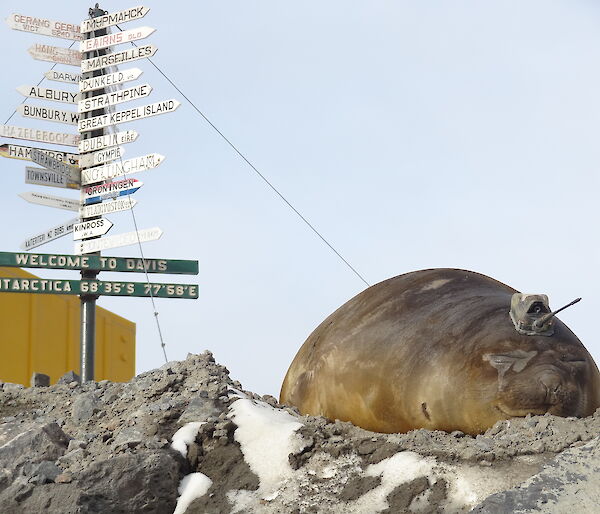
[539,373,562,404]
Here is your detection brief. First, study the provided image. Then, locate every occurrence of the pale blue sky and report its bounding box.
[1,1,599,395]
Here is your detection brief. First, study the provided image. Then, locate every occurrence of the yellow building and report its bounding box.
[0,266,135,385]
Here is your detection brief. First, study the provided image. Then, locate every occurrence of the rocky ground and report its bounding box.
[0,352,598,513]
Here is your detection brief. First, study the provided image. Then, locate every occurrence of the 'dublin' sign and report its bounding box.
[0,125,79,147]
[17,85,80,104]
[28,44,81,66]
[75,227,161,255]
[6,13,82,41]
[0,278,198,299]
[20,217,78,250]
[80,26,155,52]
[81,154,164,185]
[18,104,79,125]
[81,44,156,73]
[0,251,199,274]
[78,100,179,131]
[78,84,152,113]
[78,130,138,153]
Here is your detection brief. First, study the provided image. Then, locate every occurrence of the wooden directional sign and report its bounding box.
[7,13,82,41]
[81,5,150,33]
[17,85,80,104]
[0,125,79,147]
[0,144,78,165]
[20,218,77,250]
[73,218,113,240]
[81,44,157,73]
[31,149,79,181]
[28,44,81,66]
[79,68,142,93]
[25,167,79,190]
[75,227,161,255]
[81,153,164,185]
[0,278,198,299]
[18,104,79,126]
[78,99,179,132]
[0,251,199,275]
[80,198,137,218]
[20,191,79,212]
[82,178,142,205]
[45,70,81,84]
[78,130,138,153]
[79,146,125,168]
[78,84,152,113]
[80,26,155,52]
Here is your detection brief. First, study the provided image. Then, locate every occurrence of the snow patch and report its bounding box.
[227,398,305,500]
[171,422,204,457]
[173,472,213,514]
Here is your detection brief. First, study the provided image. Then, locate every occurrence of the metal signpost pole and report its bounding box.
[79,4,108,382]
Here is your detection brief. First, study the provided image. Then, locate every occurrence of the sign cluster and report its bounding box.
[0,5,198,300]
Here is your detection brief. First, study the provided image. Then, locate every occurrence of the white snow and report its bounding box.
[227,398,305,499]
[171,422,204,457]
[173,472,213,514]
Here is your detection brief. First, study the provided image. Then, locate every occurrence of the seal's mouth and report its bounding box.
[495,404,549,417]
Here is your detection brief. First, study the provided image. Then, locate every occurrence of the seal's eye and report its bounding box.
[561,355,587,366]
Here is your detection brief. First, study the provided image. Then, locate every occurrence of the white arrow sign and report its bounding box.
[0,125,79,147]
[75,227,162,255]
[31,149,79,182]
[18,104,79,125]
[83,178,142,204]
[80,26,155,52]
[78,99,179,132]
[45,70,81,84]
[78,84,152,113]
[19,191,79,212]
[21,217,78,251]
[73,218,114,240]
[7,14,82,41]
[81,153,164,185]
[78,130,138,153]
[81,44,156,73]
[17,85,80,104]
[80,198,137,218]
[28,44,81,66]
[81,6,150,33]
[79,146,125,168]
[25,166,78,190]
[79,67,142,93]
[0,144,78,165]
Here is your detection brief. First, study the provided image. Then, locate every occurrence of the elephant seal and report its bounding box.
[280,269,600,435]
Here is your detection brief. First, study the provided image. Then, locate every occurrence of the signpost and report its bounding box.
[0,144,78,165]
[78,130,138,153]
[28,44,81,66]
[81,153,164,184]
[19,191,80,212]
[25,166,79,190]
[79,68,142,93]
[73,218,113,240]
[0,4,197,383]
[0,124,79,146]
[17,85,80,104]
[6,13,82,40]
[18,104,79,125]
[78,99,179,131]
[79,146,125,168]
[78,84,152,113]
[80,44,157,73]
[75,227,162,255]
[82,178,142,205]
[45,70,81,84]
[20,218,78,250]
[80,26,155,52]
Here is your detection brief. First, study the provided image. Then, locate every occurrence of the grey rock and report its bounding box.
[30,373,50,387]
[57,371,80,385]
[112,426,143,448]
[178,395,222,425]
[30,460,62,484]
[71,393,101,423]
[2,383,24,392]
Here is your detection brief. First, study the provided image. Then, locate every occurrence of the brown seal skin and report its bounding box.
[280,269,600,435]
